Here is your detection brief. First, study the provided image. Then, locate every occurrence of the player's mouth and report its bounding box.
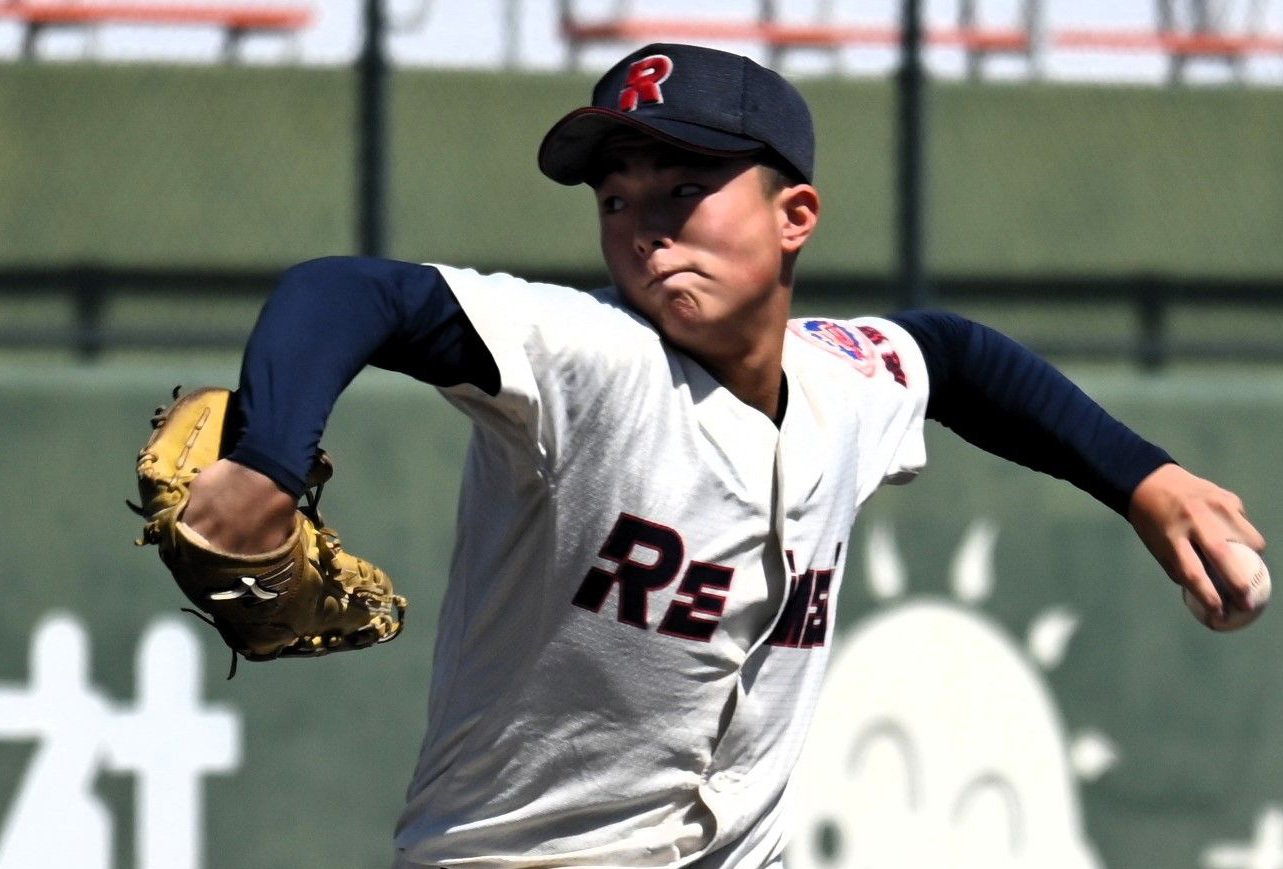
[646,268,700,291]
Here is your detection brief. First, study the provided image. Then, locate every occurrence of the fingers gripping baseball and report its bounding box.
[1128,463,1266,617]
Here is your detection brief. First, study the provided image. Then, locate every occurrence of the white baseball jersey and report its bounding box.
[391,266,929,869]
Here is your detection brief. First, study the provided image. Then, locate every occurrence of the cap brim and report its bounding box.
[537,107,764,186]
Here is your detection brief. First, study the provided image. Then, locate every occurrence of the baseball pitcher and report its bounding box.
[139,43,1265,868]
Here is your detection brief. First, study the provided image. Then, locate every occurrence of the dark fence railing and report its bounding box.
[2,266,1281,369]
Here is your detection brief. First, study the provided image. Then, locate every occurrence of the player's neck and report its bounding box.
[696,287,792,421]
[695,331,786,423]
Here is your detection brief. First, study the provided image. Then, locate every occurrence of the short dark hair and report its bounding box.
[757,150,807,194]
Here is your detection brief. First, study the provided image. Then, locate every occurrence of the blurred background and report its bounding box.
[1,2,1282,868]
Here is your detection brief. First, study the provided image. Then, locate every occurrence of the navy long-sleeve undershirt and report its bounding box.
[889,311,1171,515]
[228,257,497,495]
[230,256,1170,515]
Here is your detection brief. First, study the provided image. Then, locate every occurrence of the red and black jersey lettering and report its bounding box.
[574,512,738,639]
[799,569,833,648]
[766,551,834,648]
[881,351,908,387]
[856,324,909,387]
[657,561,735,642]
[857,325,889,345]
[575,514,839,647]
[572,513,684,629]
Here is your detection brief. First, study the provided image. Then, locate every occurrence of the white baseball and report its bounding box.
[1183,541,1271,631]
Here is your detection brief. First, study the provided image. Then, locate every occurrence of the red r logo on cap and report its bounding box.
[619,55,673,112]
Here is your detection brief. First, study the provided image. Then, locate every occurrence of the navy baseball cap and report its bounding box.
[538,43,815,186]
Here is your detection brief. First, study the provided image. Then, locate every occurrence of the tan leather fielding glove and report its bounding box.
[130,387,407,676]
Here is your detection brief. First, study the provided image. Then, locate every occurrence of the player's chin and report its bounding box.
[622,285,710,343]
[656,293,709,336]
[663,289,701,318]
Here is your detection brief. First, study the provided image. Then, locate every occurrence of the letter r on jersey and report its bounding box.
[618,55,673,112]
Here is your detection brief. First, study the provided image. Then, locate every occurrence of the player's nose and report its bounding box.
[632,201,674,254]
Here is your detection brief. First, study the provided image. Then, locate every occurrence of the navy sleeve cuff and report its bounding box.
[225,443,309,498]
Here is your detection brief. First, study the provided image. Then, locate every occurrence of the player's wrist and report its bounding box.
[184,458,297,555]
[225,442,310,498]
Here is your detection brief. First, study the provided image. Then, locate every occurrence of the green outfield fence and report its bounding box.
[5,68,1283,279]
[5,64,1283,369]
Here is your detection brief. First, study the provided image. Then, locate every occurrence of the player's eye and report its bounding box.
[600,195,625,214]
[673,183,703,198]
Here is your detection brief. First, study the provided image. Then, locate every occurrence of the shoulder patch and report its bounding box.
[789,319,878,376]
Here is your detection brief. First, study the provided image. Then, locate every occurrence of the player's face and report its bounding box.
[591,139,814,356]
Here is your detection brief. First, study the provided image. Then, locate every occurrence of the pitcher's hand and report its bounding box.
[1129,463,1265,618]
[183,458,298,555]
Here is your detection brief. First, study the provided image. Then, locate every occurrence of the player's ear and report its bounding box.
[778,183,820,254]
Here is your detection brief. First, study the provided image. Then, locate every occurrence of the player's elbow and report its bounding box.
[279,256,370,288]
[274,256,399,306]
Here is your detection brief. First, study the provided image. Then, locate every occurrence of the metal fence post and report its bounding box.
[73,269,105,361]
[897,0,929,310]
[1136,281,1169,371]
[358,0,387,258]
